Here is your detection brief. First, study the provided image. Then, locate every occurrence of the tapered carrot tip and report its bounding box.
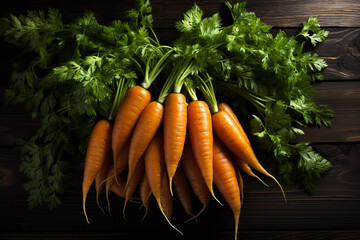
[123,200,128,220]
[169,178,174,196]
[141,206,149,222]
[106,189,112,216]
[96,193,106,216]
[82,197,90,224]
[157,200,184,236]
[209,187,223,206]
[269,173,287,203]
[184,204,207,224]
[254,174,269,187]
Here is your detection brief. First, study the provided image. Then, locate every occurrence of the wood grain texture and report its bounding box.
[1,231,360,240]
[0,0,359,27]
[316,28,360,80]
[296,81,360,143]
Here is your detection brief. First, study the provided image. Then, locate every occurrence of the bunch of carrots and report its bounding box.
[81,46,287,240]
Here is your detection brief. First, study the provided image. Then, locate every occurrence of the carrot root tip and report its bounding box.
[158,200,183,236]
[184,214,198,224]
[211,189,223,206]
[169,178,174,196]
[106,190,112,216]
[83,199,90,224]
[141,207,149,222]
[96,194,106,216]
[254,174,269,187]
[268,173,287,203]
[123,200,128,220]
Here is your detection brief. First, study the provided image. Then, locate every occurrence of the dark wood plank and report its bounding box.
[1,230,360,240]
[316,28,360,80]
[0,0,359,27]
[1,144,359,232]
[297,81,360,143]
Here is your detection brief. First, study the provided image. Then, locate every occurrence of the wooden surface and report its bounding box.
[0,0,360,240]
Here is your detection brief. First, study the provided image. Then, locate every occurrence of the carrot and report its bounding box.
[82,119,112,224]
[111,173,127,198]
[172,166,194,219]
[217,102,249,144]
[123,156,145,220]
[187,100,221,204]
[163,92,187,195]
[112,85,151,184]
[105,141,130,215]
[126,101,163,191]
[212,110,286,202]
[144,130,183,235]
[94,150,112,215]
[160,171,173,220]
[218,103,268,187]
[234,154,268,187]
[181,141,209,219]
[213,136,241,240]
[139,172,152,221]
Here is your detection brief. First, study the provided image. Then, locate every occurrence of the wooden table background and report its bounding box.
[0,0,359,239]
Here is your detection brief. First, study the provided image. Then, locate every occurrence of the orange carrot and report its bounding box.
[212,110,286,201]
[187,100,221,204]
[123,156,145,220]
[94,149,112,215]
[160,171,173,220]
[139,172,152,221]
[218,103,268,186]
[172,166,194,219]
[163,93,187,195]
[82,120,112,224]
[126,101,163,190]
[213,136,241,240]
[112,85,151,184]
[144,130,183,235]
[181,141,209,219]
[217,102,249,144]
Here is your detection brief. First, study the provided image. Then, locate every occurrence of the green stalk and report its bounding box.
[149,27,161,47]
[157,62,182,104]
[197,73,218,114]
[173,58,193,93]
[157,57,193,103]
[184,78,198,102]
[108,77,135,120]
[130,56,145,76]
[215,81,273,116]
[141,47,173,89]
